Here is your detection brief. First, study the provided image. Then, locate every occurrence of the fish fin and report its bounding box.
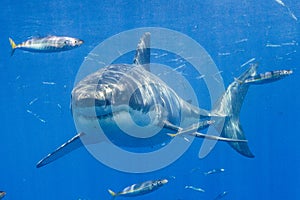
[133,32,150,71]
[108,189,117,197]
[36,132,85,168]
[9,37,17,56]
[210,64,258,158]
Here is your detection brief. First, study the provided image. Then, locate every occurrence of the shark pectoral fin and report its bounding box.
[36,132,85,168]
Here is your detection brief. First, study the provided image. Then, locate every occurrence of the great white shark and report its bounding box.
[36,33,292,168]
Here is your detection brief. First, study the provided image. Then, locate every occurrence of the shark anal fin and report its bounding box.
[133,32,150,71]
[36,132,85,168]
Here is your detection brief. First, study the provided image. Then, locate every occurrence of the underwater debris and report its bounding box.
[154,52,168,58]
[266,43,281,48]
[28,97,38,105]
[235,38,248,44]
[266,40,298,48]
[274,0,298,21]
[240,58,256,68]
[218,52,231,56]
[204,168,225,176]
[275,0,285,6]
[42,81,56,85]
[26,109,46,123]
[195,74,205,80]
[185,185,205,192]
[214,191,228,200]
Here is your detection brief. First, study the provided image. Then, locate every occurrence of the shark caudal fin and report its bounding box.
[36,133,85,168]
[211,64,258,158]
[8,37,17,56]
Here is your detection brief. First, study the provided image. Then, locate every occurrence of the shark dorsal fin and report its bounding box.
[133,32,150,71]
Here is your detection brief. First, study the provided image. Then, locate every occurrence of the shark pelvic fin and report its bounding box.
[36,132,85,168]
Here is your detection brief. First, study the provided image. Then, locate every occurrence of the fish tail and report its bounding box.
[108,189,117,197]
[167,133,179,137]
[9,37,17,56]
[210,64,258,158]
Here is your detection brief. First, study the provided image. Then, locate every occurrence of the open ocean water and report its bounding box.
[0,0,299,200]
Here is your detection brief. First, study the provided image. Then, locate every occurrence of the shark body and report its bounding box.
[36,33,292,168]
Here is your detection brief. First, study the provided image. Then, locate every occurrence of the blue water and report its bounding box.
[0,0,299,199]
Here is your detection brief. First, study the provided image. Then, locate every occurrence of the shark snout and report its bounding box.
[72,92,110,108]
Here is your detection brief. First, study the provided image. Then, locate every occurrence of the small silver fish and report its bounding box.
[0,191,6,199]
[108,179,168,198]
[244,69,293,85]
[9,36,83,55]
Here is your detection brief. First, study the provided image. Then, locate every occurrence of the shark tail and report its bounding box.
[211,64,258,158]
[9,37,17,56]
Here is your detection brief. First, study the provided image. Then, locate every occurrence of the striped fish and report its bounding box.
[9,36,83,55]
[244,69,293,85]
[108,179,168,198]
